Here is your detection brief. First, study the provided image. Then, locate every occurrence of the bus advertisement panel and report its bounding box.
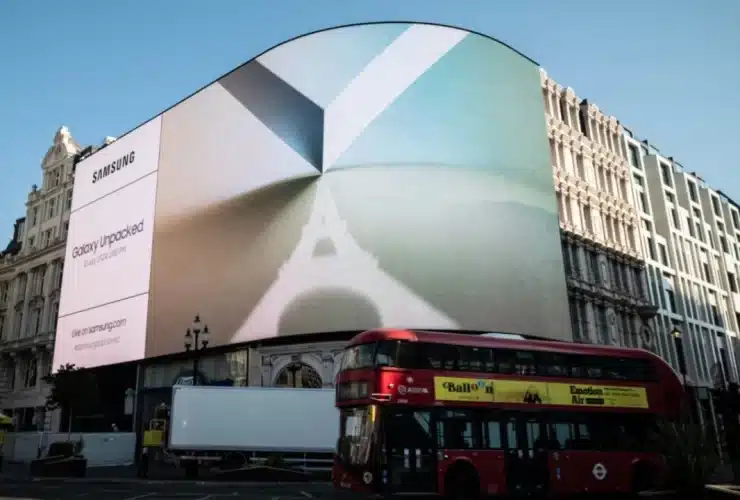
[434,377,650,409]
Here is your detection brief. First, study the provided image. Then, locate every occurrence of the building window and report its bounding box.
[29,307,42,336]
[646,234,656,261]
[661,163,673,187]
[720,234,729,253]
[670,208,680,229]
[732,210,740,230]
[569,245,581,278]
[578,107,589,137]
[595,305,608,344]
[711,304,723,327]
[23,357,38,389]
[65,190,73,211]
[53,169,61,188]
[561,241,572,277]
[703,262,712,284]
[611,260,622,291]
[639,191,650,214]
[659,244,669,267]
[712,197,721,216]
[628,144,641,169]
[40,229,52,248]
[50,302,59,332]
[582,204,592,232]
[688,181,698,203]
[46,198,56,219]
[632,268,644,299]
[0,314,5,340]
[728,272,737,293]
[663,276,677,314]
[588,250,600,284]
[14,310,23,338]
[55,263,64,289]
[575,154,585,179]
[31,207,38,227]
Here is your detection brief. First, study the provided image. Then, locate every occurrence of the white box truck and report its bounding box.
[140,385,339,479]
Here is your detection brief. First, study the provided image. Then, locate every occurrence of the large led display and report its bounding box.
[53,22,572,370]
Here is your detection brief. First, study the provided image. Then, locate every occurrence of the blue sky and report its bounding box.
[0,0,738,241]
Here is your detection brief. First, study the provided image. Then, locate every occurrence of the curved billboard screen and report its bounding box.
[54,22,571,370]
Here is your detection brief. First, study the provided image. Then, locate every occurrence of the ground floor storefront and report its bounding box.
[3,334,350,465]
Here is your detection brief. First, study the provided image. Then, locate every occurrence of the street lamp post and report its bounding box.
[286,363,301,388]
[184,315,210,386]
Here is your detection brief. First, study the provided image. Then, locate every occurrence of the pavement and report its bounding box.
[0,478,337,500]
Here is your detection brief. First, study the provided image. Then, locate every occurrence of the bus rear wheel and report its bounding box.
[444,461,480,500]
[631,461,655,495]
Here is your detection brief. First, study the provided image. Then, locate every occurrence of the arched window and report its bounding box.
[274,362,322,388]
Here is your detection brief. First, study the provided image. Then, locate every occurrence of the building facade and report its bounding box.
[0,127,81,431]
[540,70,658,352]
[624,130,740,387]
[3,73,737,437]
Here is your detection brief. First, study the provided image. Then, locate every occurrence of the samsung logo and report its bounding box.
[92,151,135,184]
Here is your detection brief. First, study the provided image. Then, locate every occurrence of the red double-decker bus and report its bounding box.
[333,329,684,498]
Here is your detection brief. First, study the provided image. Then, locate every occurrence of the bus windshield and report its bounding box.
[337,406,378,466]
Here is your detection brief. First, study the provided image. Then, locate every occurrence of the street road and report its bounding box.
[0,479,337,500]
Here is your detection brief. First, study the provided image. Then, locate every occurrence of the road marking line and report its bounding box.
[300,492,314,499]
[122,493,156,500]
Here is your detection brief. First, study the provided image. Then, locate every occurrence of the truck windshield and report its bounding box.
[337,406,377,466]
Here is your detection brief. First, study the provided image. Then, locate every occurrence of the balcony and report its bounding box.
[0,331,54,353]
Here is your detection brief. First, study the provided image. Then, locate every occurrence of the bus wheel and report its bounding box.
[444,461,480,500]
[631,461,654,495]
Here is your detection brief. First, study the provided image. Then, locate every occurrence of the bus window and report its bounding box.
[375,341,416,368]
[457,346,489,372]
[338,407,377,466]
[505,420,518,449]
[548,422,572,450]
[419,343,460,371]
[341,344,377,371]
[387,409,434,450]
[481,414,503,449]
[497,351,517,374]
[515,351,537,376]
[482,348,496,373]
[538,352,568,377]
[436,410,479,450]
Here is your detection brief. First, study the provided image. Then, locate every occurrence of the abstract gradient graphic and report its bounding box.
[146,22,571,358]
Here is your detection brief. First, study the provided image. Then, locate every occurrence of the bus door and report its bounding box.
[503,413,549,495]
[383,408,437,494]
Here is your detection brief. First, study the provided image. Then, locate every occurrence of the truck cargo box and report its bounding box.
[168,385,339,453]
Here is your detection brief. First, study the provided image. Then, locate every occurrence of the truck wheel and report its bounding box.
[444,461,480,500]
[184,460,199,479]
[137,452,149,478]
